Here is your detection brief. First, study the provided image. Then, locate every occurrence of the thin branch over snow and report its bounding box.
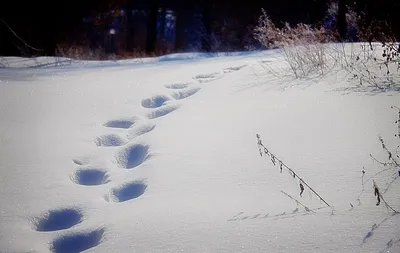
[256,134,331,208]
[1,19,43,52]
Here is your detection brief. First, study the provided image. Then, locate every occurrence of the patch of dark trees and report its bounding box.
[1,0,399,56]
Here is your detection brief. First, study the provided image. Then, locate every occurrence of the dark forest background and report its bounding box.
[1,0,399,57]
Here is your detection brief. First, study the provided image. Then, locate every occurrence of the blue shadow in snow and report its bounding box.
[35,208,82,232]
[103,119,134,129]
[112,181,147,202]
[74,168,109,186]
[51,228,105,253]
[141,95,170,108]
[116,144,149,169]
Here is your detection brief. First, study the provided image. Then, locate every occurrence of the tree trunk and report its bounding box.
[201,1,212,52]
[174,5,186,51]
[126,1,134,52]
[146,1,159,54]
[337,0,347,41]
[159,7,166,41]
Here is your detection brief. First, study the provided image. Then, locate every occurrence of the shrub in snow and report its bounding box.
[254,9,334,78]
[331,41,399,89]
[328,16,400,90]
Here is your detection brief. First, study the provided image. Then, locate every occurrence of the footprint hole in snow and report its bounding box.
[103,119,135,129]
[193,72,223,83]
[193,72,220,79]
[141,95,171,108]
[72,167,110,186]
[104,181,147,203]
[223,65,247,73]
[50,228,105,253]
[115,143,150,169]
[171,87,201,100]
[33,207,83,232]
[164,83,189,89]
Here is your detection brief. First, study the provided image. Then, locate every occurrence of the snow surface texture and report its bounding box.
[0,45,400,253]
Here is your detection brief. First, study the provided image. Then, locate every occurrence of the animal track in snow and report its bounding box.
[193,72,219,79]
[50,228,105,253]
[34,208,82,232]
[164,83,189,89]
[126,122,156,140]
[141,95,171,108]
[114,143,150,169]
[223,65,247,73]
[104,180,147,203]
[147,104,180,119]
[95,134,126,147]
[193,72,223,83]
[171,87,201,100]
[103,118,135,129]
[72,167,110,186]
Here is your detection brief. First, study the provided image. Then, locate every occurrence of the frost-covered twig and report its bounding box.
[256,134,331,207]
[377,135,399,166]
[356,106,400,209]
[369,107,400,176]
[0,18,43,52]
[373,180,399,213]
[392,106,400,141]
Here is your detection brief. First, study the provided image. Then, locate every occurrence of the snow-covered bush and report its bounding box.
[330,39,399,89]
[55,44,108,61]
[323,4,400,90]
[253,9,334,78]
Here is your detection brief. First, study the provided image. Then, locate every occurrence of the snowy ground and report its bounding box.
[0,45,399,253]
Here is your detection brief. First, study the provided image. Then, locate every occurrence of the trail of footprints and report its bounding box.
[31,64,246,252]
